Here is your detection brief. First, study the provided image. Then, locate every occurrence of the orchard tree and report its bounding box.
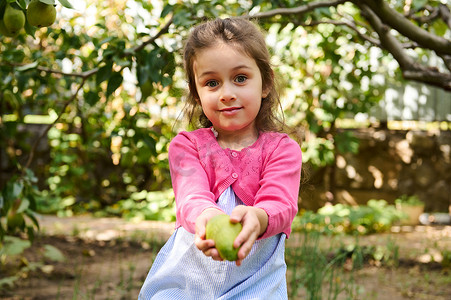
[253,0,451,91]
[1,0,450,241]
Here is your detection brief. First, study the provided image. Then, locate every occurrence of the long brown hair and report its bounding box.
[183,17,286,133]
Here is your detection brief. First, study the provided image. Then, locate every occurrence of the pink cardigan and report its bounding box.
[168,128,302,239]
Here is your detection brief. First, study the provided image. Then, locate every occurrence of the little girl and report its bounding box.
[139,17,302,299]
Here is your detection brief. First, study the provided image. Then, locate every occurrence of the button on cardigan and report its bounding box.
[168,128,303,239]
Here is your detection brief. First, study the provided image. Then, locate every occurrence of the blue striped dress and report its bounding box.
[138,187,288,299]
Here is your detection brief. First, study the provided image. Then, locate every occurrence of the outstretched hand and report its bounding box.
[229,205,268,266]
[195,208,225,261]
[195,206,268,266]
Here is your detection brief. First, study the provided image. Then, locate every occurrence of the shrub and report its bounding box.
[292,200,404,235]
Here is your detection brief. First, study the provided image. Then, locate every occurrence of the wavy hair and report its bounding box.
[182,17,286,133]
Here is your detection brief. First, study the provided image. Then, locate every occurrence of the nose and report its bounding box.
[220,82,236,102]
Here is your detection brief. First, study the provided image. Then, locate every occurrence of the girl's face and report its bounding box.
[193,43,269,140]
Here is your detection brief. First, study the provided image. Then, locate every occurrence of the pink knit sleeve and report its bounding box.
[253,136,302,239]
[168,133,221,234]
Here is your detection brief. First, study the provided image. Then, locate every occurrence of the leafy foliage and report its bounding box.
[292,200,405,235]
[1,169,40,241]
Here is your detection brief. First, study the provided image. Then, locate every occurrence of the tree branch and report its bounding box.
[36,67,99,78]
[303,19,381,47]
[23,77,88,172]
[359,5,415,69]
[247,0,347,19]
[439,4,451,29]
[359,4,451,91]
[131,15,173,54]
[358,0,451,55]
[407,5,440,24]
[438,54,451,72]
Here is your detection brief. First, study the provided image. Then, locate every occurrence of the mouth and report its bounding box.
[219,107,242,112]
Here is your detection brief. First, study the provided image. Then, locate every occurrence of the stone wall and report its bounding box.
[299,128,451,213]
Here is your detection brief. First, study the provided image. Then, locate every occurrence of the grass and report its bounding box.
[286,232,365,300]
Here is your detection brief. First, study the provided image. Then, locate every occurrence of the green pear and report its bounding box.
[206,214,242,261]
[7,211,25,231]
[0,19,17,37]
[3,89,15,103]
[3,4,25,35]
[27,0,57,28]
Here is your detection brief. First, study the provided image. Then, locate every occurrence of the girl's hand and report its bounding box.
[195,208,224,261]
[230,205,268,266]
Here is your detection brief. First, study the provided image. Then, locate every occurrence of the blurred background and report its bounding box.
[1,0,451,298]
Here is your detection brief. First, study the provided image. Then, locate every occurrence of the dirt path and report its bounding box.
[1,215,451,300]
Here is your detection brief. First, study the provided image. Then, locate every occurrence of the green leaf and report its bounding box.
[57,0,73,9]
[16,199,29,213]
[0,236,31,256]
[160,4,173,18]
[0,276,19,288]
[43,244,66,262]
[39,0,56,5]
[85,90,100,106]
[12,181,24,199]
[143,135,157,156]
[25,209,40,230]
[335,131,360,154]
[106,72,123,98]
[16,61,38,71]
[24,168,38,183]
[16,0,27,10]
[411,0,428,11]
[96,62,113,85]
[432,20,448,37]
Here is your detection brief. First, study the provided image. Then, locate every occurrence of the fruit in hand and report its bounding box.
[3,4,25,35]
[27,0,57,28]
[206,214,242,261]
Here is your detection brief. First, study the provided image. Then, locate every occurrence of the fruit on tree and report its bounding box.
[27,0,57,28]
[7,211,25,231]
[3,3,25,35]
[0,19,18,37]
[206,214,242,261]
[3,89,15,103]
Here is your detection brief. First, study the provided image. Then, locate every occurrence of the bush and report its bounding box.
[292,200,404,235]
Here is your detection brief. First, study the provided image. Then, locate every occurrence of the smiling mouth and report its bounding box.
[220,107,242,112]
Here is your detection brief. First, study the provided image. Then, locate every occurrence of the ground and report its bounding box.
[1,215,450,300]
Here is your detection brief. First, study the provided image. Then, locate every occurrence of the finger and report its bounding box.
[195,236,215,251]
[229,206,246,223]
[233,225,256,248]
[237,233,258,260]
[204,248,223,261]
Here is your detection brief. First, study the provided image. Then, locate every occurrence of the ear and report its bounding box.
[262,85,271,98]
[262,72,274,98]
